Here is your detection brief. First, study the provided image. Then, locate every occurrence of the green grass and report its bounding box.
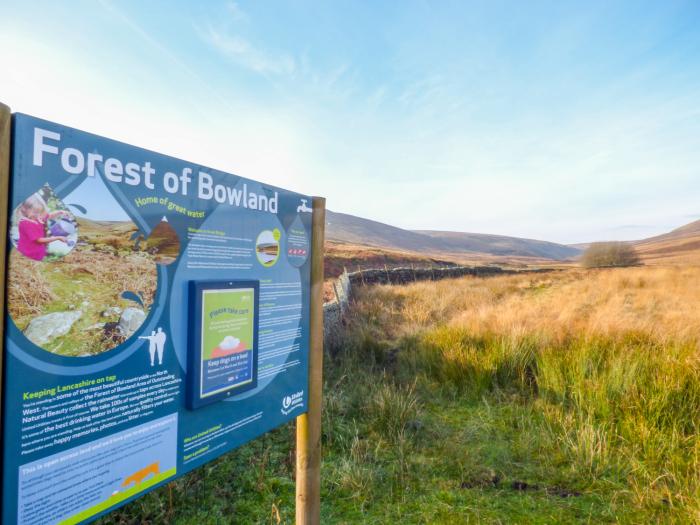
[99,329,699,523]
[96,273,700,524]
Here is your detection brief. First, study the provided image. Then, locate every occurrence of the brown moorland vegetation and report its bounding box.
[361,265,700,342]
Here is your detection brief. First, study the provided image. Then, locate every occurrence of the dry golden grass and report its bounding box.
[362,266,700,344]
[6,252,55,319]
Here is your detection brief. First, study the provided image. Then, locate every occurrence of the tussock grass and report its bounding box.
[368,379,419,443]
[335,266,700,522]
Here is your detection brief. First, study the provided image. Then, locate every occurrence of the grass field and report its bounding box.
[99,266,700,524]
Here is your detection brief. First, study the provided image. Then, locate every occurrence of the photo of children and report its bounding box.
[11,186,78,261]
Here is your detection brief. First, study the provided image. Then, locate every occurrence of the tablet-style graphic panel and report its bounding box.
[188,280,260,409]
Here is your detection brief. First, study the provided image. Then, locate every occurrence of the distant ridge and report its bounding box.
[636,219,700,244]
[564,219,700,264]
[633,219,700,263]
[325,210,581,261]
[415,230,580,260]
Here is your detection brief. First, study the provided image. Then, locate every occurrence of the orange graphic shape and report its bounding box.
[122,462,160,487]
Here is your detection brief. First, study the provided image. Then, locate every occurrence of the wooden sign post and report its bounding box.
[296,197,325,525]
[0,102,10,460]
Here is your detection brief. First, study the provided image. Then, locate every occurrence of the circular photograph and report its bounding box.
[256,229,281,267]
[7,180,160,358]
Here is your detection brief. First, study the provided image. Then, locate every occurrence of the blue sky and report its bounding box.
[1,1,699,243]
[63,172,130,222]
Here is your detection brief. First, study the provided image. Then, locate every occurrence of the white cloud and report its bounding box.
[225,1,249,22]
[200,25,295,76]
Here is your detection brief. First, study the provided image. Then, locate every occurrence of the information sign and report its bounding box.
[1,113,313,525]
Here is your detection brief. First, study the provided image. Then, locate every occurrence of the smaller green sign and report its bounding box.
[187,280,260,409]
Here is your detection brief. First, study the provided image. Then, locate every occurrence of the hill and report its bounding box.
[416,229,579,260]
[325,210,581,262]
[633,219,700,264]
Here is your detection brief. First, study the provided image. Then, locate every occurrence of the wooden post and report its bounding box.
[296,197,325,525]
[0,103,10,466]
[384,263,390,285]
[357,265,365,286]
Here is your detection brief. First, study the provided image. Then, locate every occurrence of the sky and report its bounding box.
[63,172,130,221]
[1,0,699,244]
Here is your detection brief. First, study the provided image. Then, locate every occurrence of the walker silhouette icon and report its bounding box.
[139,327,167,366]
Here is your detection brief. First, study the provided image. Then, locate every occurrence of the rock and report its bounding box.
[102,306,122,317]
[81,300,90,308]
[82,323,105,331]
[511,481,538,491]
[68,304,76,310]
[102,322,124,343]
[546,486,582,498]
[406,419,423,432]
[24,311,82,346]
[118,307,145,337]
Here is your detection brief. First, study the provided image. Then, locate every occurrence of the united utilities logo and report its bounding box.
[281,390,304,415]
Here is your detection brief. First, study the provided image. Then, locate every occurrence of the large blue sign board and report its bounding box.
[2,114,313,524]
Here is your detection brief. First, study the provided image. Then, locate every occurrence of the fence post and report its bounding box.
[332,280,341,309]
[0,103,10,470]
[357,265,365,286]
[344,270,354,307]
[296,197,325,525]
[384,263,390,284]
